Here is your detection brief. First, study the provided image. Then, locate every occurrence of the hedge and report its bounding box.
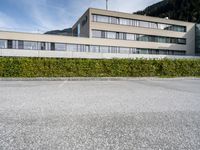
[0,57,200,77]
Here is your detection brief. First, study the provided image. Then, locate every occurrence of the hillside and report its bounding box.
[44,28,72,36]
[135,0,200,23]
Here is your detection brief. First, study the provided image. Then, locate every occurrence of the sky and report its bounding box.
[0,0,162,33]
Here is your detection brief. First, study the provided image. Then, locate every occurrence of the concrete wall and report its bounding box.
[1,49,199,59]
[72,9,90,37]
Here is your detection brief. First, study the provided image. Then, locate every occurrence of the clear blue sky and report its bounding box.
[0,0,162,33]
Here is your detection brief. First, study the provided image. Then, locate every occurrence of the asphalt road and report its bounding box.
[0,78,200,150]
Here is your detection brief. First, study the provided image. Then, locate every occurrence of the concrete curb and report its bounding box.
[0,77,199,81]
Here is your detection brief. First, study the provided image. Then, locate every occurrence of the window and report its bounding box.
[82,16,88,27]
[118,33,126,40]
[177,39,186,44]
[51,43,55,51]
[55,43,66,51]
[77,23,81,37]
[66,44,77,52]
[90,45,99,53]
[40,42,46,50]
[110,46,119,53]
[174,51,186,55]
[158,37,166,43]
[119,18,131,25]
[127,34,136,41]
[140,49,149,54]
[107,32,116,39]
[119,47,130,54]
[18,41,24,49]
[97,15,109,23]
[99,46,109,53]
[110,17,119,24]
[130,48,137,54]
[92,14,186,32]
[0,40,6,48]
[24,41,37,50]
[77,45,85,52]
[85,45,90,52]
[159,50,168,55]
[92,30,102,38]
[149,22,158,29]
[7,40,13,49]
[139,21,149,28]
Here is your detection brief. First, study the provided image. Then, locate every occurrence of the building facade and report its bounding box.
[196,24,200,55]
[0,8,198,58]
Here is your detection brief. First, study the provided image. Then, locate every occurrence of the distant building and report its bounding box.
[0,8,198,58]
[195,24,200,55]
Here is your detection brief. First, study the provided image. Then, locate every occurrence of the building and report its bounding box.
[196,24,200,56]
[0,8,199,59]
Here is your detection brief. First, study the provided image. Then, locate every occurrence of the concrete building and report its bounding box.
[0,8,199,59]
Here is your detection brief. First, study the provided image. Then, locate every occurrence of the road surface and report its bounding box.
[0,78,200,149]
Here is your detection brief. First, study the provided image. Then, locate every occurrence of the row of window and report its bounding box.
[0,39,186,55]
[92,30,186,45]
[92,14,186,32]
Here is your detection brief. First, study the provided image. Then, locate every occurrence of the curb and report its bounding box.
[0,77,199,81]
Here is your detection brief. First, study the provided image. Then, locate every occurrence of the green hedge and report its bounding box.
[0,57,200,77]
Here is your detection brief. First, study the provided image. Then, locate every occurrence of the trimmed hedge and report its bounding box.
[0,57,200,77]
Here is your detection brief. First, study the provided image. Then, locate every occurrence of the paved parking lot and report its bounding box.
[0,78,200,149]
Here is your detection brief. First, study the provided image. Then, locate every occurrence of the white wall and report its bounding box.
[1,49,199,59]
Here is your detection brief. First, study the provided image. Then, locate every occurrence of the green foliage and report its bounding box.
[135,0,200,23]
[0,57,200,77]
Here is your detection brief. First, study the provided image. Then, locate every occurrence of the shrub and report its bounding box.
[0,57,200,77]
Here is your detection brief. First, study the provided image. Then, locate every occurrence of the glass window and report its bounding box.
[51,43,55,51]
[0,40,6,48]
[92,15,97,22]
[55,43,66,51]
[77,23,81,37]
[110,46,119,53]
[158,37,166,43]
[107,32,116,39]
[119,18,131,25]
[177,38,186,44]
[110,17,119,24]
[174,51,185,55]
[119,47,129,54]
[39,42,46,50]
[77,45,85,52]
[129,48,137,54]
[139,49,148,54]
[90,45,99,53]
[149,22,158,29]
[97,15,109,23]
[139,21,149,28]
[85,45,90,52]
[18,41,24,49]
[118,33,126,40]
[127,34,136,41]
[7,40,13,49]
[66,44,77,52]
[92,30,101,38]
[24,41,37,50]
[92,14,186,32]
[99,46,109,53]
[159,50,168,55]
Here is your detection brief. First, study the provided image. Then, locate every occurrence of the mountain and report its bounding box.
[44,28,72,36]
[135,0,200,23]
